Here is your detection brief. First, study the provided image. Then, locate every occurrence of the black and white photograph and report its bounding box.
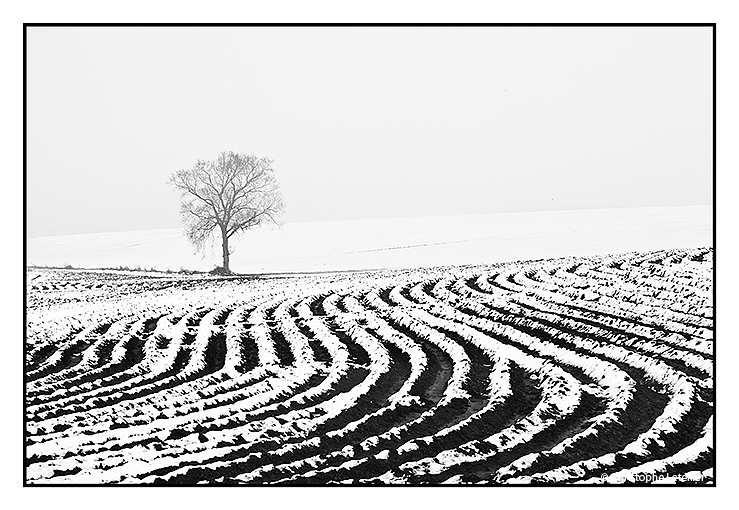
[22,21,717,490]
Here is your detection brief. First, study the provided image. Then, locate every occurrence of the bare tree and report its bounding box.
[169,151,284,274]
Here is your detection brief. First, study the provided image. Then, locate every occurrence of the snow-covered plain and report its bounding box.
[27,206,711,274]
[26,247,714,484]
[25,205,714,485]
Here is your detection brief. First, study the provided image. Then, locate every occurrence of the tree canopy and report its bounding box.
[169,151,284,273]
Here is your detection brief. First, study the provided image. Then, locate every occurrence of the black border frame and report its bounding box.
[23,23,717,488]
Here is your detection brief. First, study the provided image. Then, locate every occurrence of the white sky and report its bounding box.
[26,26,713,238]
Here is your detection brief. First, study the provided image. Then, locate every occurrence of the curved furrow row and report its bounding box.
[451,279,712,381]
[423,278,710,482]
[33,290,373,483]
[27,315,148,400]
[414,275,711,483]
[536,261,712,329]
[27,309,216,426]
[491,266,712,343]
[129,296,398,483]
[379,281,621,483]
[26,298,330,482]
[250,289,504,484]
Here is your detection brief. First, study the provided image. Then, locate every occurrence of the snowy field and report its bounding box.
[27,206,711,274]
[26,247,713,484]
[25,205,713,485]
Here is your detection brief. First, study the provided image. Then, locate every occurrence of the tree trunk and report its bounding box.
[221,228,230,273]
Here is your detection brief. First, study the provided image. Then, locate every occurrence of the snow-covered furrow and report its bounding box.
[47,291,373,483]
[442,310,705,483]
[530,264,712,329]
[397,355,581,481]
[272,354,513,485]
[583,416,713,485]
[425,281,640,482]
[244,283,514,484]
[492,268,712,342]
[31,304,291,439]
[409,276,709,481]
[145,286,460,484]
[27,310,204,426]
[125,314,395,483]
[226,304,424,484]
[26,316,145,402]
[560,254,712,312]
[463,273,713,359]
[458,287,712,380]
[27,292,361,466]
[27,316,137,393]
[33,312,259,435]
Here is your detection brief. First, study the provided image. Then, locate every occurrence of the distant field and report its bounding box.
[25,247,713,485]
[27,206,712,274]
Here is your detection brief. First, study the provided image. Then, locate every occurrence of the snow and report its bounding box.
[27,206,711,274]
